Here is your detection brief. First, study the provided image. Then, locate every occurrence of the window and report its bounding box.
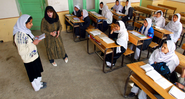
[68,0,99,14]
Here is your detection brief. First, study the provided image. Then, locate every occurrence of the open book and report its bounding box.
[90,30,101,36]
[129,31,147,39]
[100,36,114,44]
[169,86,185,99]
[35,33,45,40]
[141,64,172,89]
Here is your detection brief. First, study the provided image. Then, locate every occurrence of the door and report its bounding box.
[18,0,45,30]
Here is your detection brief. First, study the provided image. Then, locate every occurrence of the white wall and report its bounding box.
[0,0,19,19]
[47,0,69,12]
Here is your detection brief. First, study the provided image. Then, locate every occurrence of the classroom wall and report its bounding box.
[163,0,185,13]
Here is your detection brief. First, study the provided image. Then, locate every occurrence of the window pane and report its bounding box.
[73,0,83,10]
[86,0,95,10]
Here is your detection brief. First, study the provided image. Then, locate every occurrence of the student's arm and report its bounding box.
[122,6,126,14]
[139,26,143,33]
[72,11,75,15]
[56,20,62,38]
[127,7,133,19]
[81,17,90,29]
[148,49,158,64]
[147,27,154,38]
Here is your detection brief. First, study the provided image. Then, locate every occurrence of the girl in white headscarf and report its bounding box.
[105,21,128,67]
[151,10,165,28]
[122,0,133,23]
[99,2,104,15]
[13,14,46,91]
[164,13,182,43]
[98,5,113,32]
[112,0,123,12]
[128,40,179,98]
[72,5,82,17]
[75,9,90,39]
[131,18,154,60]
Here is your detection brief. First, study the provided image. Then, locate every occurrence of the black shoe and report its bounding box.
[40,84,47,89]
[128,92,136,97]
[42,82,47,86]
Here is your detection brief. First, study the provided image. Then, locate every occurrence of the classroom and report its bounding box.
[0,0,185,98]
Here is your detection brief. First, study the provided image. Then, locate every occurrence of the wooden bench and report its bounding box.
[87,25,95,30]
[182,43,185,55]
[147,42,159,58]
[147,5,167,18]
[158,4,177,14]
[121,48,134,66]
[133,6,154,18]
[134,22,142,31]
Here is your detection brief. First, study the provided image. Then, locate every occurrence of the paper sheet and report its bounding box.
[155,26,164,30]
[100,37,114,44]
[169,86,185,99]
[90,30,101,36]
[35,33,45,40]
[65,14,71,16]
[140,64,154,72]
[155,77,172,89]
[73,17,80,21]
[146,69,162,81]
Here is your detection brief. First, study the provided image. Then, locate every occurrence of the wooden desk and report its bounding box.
[65,14,84,42]
[88,11,106,29]
[180,12,185,17]
[147,5,167,18]
[123,61,176,99]
[110,10,126,21]
[135,6,156,16]
[86,29,121,73]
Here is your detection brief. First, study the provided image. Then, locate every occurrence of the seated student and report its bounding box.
[151,10,165,28]
[128,40,179,98]
[130,18,154,60]
[72,5,82,17]
[98,5,113,32]
[121,0,133,23]
[112,0,123,12]
[176,68,185,92]
[75,9,90,39]
[164,13,182,43]
[105,21,128,67]
[99,2,103,15]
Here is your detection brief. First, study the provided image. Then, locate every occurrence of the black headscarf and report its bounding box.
[44,6,59,24]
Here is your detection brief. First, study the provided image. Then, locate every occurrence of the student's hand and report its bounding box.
[50,32,56,37]
[154,62,157,64]
[176,82,185,89]
[114,9,116,12]
[33,39,41,45]
[80,16,83,20]
[110,28,116,34]
[56,31,60,38]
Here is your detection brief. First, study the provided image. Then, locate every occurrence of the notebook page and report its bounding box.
[169,86,185,99]
[146,70,162,81]
[155,77,172,89]
[140,64,154,72]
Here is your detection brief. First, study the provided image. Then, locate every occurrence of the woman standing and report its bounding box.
[106,21,128,67]
[164,13,182,43]
[41,6,68,66]
[13,14,46,91]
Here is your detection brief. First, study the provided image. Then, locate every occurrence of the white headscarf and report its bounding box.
[152,10,165,28]
[113,0,123,12]
[125,0,131,15]
[74,5,80,15]
[99,2,103,10]
[164,13,182,43]
[149,40,179,73]
[13,14,34,39]
[82,9,88,19]
[102,5,113,24]
[141,18,152,36]
[115,21,129,53]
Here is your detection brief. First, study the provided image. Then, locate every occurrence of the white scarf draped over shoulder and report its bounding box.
[114,21,129,53]
[164,13,182,43]
[82,9,88,19]
[149,40,179,73]
[113,0,123,12]
[125,0,131,15]
[73,5,80,15]
[151,10,165,28]
[13,14,34,39]
[102,5,113,24]
[141,18,152,36]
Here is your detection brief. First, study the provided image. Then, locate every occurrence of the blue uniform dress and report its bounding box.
[138,26,154,50]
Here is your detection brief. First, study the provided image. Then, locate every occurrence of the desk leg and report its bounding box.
[123,70,133,98]
[110,48,115,70]
[131,45,136,61]
[103,49,108,73]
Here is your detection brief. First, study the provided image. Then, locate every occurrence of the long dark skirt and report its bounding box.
[24,57,43,82]
[74,27,86,38]
[98,21,110,32]
[105,46,126,64]
[137,39,152,51]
